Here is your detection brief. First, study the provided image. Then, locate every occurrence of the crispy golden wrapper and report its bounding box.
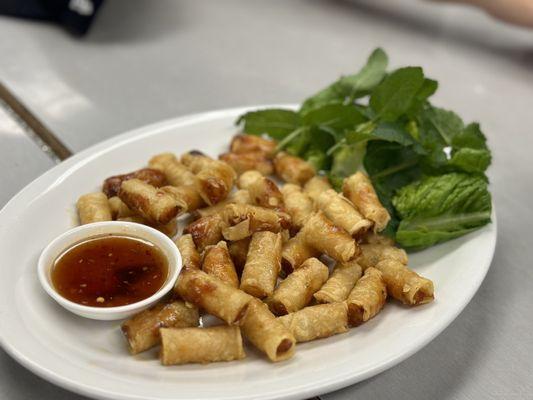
[160,185,205,213]
[222,204,290,241]
[241,299,295,362]
[362,232,396,246]
[230,134,276,156]
[346,267,387,326]
[176,234,201,270]
[303,176,332,204]
[77,192,113,225]
[238,172,284,210]
[281,184,314,230]
[267,258,329,316]
[175,268,252,325]
[103,168,167,198]
[280,230,320,275]
[279,302,348,342]
[342,172,390,232]
[160,325,245,365]
[273,152,315,185]
[315,189,373,237]
[108,196,135,219]
[148,153,197,187]
[357,244,408,270]
[301,212,358,263]
[183,213,226,252]
[202,241,240,288]
[228,237,250,276]
[240,232,282,298]
[117,216,178,237]
[118,179,182,225]
[219,152,273,176]
[374,259,434,306]
[193,189,251,219]
[314,260,363,303]
[121,300,199,354]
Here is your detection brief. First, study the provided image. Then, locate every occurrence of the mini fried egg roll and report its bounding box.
[118,179,182,225]
[281,184,314,230]
[301,212,358,263]
[374,259,434,306]
[362,232,396,246]
[160,185,205,213]
[175,268,252,325]
[183,213,226,252]
[219,152,274,176]
[357,244,408,271]
[202,241,239,288]
[267,258,329,315]
[346,267,387,326]
[241,299,295,362]
[278,302,348,342]
[193,189,251,219]
[228,237,250,276]
[108,196,135,219]
[160,325,245,365]
[121,300,199,354]
[103,168,167,198]
[240,232,282,298]
[342,172,390,232]
[303,176,332,204]
[316,189,373,237]
[238,171,284,210]
[77,192,113,225]
[148,153,197,187]
[222,204,290,241]
[117,216,178,237]
[274,152,315,185]
[280,231,320,275]
[230,134,276,156]
[314,260,363,303]
[176,234,201,270]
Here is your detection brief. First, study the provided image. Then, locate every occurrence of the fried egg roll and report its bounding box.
[230,134,276,156]
[77,192,113,225]
[281,184,314,230]
[241,299,295,362]
[148,153,197,187]
[357,244,408,271]
[362,232,396,246]
[374,259,434,306]
[228,237,250,275]
[193,189,251,219]
[314,260,363,304]
[202,241,239,288]
[301,212,358,263]
[280,231,320,275]
[175,268,252,325]
[121,300,199,354]
[103,168,166,198]
[274,152,315,185]
[117,216,178,237]
[160,185,205,213]
[108,196,135,219]
[238,171,283,209]
[222,204,290,241]
[160,325,245,365]
[219,152,273,176]
[183,213,226,252]
[303,176,332,203]
[278,302,348,342]
[316,189,373,237]
[346,267,387,326]
[118,179,182,225]
[342,172,390,232]
[267,258,329,315]
[176,234,201,270]
[240,232,282,298]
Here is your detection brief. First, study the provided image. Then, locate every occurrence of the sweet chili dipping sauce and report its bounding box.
[51,235,168,307]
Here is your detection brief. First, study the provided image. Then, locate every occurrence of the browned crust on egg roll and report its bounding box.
[77,192,113,225]
[160,185,205,213]
[228,237,251,276]
[175,234,201,270]
[281,184,314,230]
[267,257,329,316]
[280,230,320,275]
[357,244,408,271]
[193,189,251,219]
[202,241,240,288]
[303,176,332,203]
[219,152,274,176]
[346,267,387,326]
[183,213,226,252]
[103,168,167,198]
[148,153,197,187]
[273,152,315,185]
[222,204,290,241]
[314,260,363,303]
[230,134,276,156]
[160,325,245,365]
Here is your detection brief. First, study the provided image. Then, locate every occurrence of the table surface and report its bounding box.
[1,1,532,399]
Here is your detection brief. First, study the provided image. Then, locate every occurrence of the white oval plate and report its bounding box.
[0,106,496,400]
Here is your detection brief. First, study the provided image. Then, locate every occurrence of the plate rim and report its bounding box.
[0,105,498,400]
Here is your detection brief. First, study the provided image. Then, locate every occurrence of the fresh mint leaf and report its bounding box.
[393,173,492,249]
[236,109,300,140]
[451,123,488,150]
[330,142,367,181]
[300,48,388,114]
[419,105,464,146]
[346,122,425,153]
[370,67,425,122]
[407,78,438,117]
[449,148,491,174]
[301,102,366,134]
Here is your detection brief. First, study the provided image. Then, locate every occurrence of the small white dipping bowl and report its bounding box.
[38,221,182,321]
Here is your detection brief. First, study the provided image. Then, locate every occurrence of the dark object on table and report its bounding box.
[0,0,104,36]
